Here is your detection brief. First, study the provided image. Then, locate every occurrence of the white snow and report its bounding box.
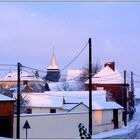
[84,100,123,110]
[0,71,43,82]
[85,66,123,84]
[45,90,107,102]
[24,91,122,110]
[66,69,83,81]
[22,93,63,108]
[48,80,83,91]
[0,94,15,101]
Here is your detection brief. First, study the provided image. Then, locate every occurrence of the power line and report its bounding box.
[0,64,16,66]
[134,73,140,77]
[21,42,89,74]
[22,65,47,74]
[61,42,88,72]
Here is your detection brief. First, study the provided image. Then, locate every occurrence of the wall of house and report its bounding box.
[0,102,14,138]
[68,104,88,112]
[85,83,129,105]
[0,102,14,116]
[0,81,43,88]
[13,112,88,139]
[118,109,123,127]
[31,107,63,114]
[13,109,123,138]
[85,83,130,120]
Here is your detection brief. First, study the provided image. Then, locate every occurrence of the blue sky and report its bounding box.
[0,2,140,77]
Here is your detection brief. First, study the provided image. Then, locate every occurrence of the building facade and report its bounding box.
[0,94,15,138]
[85,62,135,124]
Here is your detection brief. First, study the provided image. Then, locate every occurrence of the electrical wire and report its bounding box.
[22,65,47,74]
[0,64,16,66]
[60,42,88,72]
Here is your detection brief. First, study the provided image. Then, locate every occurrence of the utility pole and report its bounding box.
[131,71,135,113]
[17,62,21,139]
[88,38,92,136]
[123,70,127,126]
[131,71,134,94]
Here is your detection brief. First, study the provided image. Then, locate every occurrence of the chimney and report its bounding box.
[104,61,115,71]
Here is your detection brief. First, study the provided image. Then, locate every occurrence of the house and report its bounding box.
[0,94,15,138]
[13,91,123,138]
[10,85,34,93]
[19,90,123,130]
[24,93,64,114]
[85,61,134,124]
[69,101,123,129]
[46,52,60,82]
[0,71,43,89]
[66,70,83,81]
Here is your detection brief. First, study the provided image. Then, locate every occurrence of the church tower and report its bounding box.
[46,52,60,82]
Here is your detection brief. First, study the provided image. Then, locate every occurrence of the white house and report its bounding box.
[13,93,123,138]
[66,70,83,81]
[22,91,107,113]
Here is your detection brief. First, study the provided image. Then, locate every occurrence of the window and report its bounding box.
[50,109,56,113]
[23,80,28,85]
[26,108,32,114]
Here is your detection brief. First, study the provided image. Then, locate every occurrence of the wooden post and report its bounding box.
[123,70,127,126]
[89,38,92,136]
[17,62,21,139]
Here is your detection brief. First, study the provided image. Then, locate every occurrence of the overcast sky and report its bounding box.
[0,2,140,77]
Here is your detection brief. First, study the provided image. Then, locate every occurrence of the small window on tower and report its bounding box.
[50,109,56,113]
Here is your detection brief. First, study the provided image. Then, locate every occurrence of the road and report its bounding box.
[109,127,140,139]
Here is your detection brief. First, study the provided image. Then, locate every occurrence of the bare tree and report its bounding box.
[80,60,102,82]
[13,93,30,114]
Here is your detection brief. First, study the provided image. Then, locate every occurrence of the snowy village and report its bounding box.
[0,47,139,139]
[0,2,140,140]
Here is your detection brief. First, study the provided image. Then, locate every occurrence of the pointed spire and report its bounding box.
[48,49,59,70]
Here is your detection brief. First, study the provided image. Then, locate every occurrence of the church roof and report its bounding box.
[48,52,59,70]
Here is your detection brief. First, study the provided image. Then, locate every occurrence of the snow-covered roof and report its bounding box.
[20,91,122,110]
[48,81,83,91]
[47,53,59,70]
[0,94,15,102]
[85,66,123,84]
[45,90,106,103]
[66,70,83,81]
[23,93,63,108]
[0,71,43,82]
[84,100,123,110]
[44,90,122,110]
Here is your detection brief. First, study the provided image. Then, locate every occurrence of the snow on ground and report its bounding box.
[48,80,83,91]
[92,103,140,138]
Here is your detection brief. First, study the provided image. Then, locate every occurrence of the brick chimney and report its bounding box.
[104,61,115,71]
